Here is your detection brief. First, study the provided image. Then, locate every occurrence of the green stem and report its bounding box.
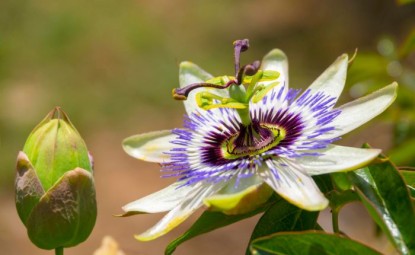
[332,208,340,234]
[55,247,64,255]
[236,108,251,126]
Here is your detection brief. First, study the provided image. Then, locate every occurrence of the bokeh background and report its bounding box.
[1,0,415,254]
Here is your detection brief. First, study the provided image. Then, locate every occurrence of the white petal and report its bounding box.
[179,61,229,114]
[135,182,226,241]
[320,82,398,140]
[305,54,348,99]
[122,130,176,163]
[251,49,289,111]
[297,145,381,175]
[122,181,191,213]
[180,61,213,87]
[259,160,328,211]
[261,49,289,84]
[216,175,263,195]
[204,176,271,214]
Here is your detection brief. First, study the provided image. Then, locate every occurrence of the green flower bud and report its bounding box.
[15,107,97,250]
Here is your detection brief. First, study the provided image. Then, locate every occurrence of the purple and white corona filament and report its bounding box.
[165,84,343,187]
[122,39,397,241]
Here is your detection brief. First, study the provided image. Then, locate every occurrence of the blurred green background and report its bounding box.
[1,0,415,254]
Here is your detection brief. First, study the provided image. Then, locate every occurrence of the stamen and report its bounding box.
[172,80,237,100]
[195,92,247,110]
[251,82,280,103]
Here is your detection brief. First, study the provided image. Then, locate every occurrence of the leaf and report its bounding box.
[348,159,415,255]
[327,189,359,210]
[331,172,352,191]
[250,231,382,255]
[246,198,319,254]
[400,169,415,197]
[312,174,334,194]
[164,198,275,255]
[314,174,358,211]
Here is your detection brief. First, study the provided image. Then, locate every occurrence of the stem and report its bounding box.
[237,108,251,126]
[55,247,64,255]
[332,208,340,234]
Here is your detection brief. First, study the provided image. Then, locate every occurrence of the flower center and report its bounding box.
[221,122,286,159]
[172,39,281,127]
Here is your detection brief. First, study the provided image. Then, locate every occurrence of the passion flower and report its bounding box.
[122,39,397,241]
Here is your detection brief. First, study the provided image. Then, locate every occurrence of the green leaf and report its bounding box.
[312,174,334,194]
[165,198,274,255]
[327,189,359,210]
[400,169,415,197]
[331,172,352,191]
[247,198,319,254]
[250,231,382,255]
[348,160,415,255]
